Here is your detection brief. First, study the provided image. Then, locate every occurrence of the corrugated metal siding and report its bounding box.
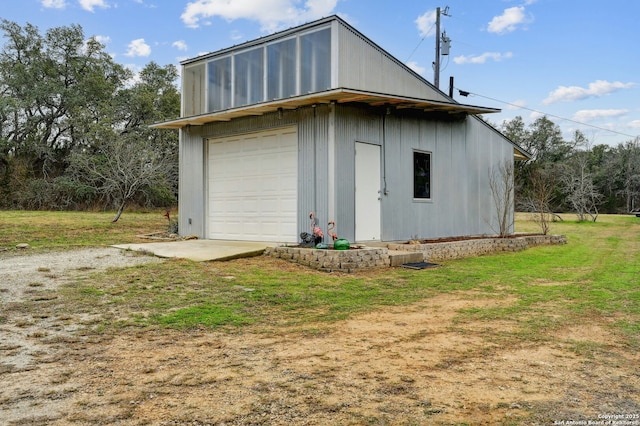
[297,105,331,237]
[463,117,516,236]
[336,22,449,102]
[179,110,299,239]
[178,129,206,237]
[464,118,484,234]
[380,114,405,236]
[199,110,298,139]
[450,122,470,235]
[435,121,453,237]
[179,107,334,240]
[180,102,515,242]
[333,105,384,241]
[468,117,515,234]
[175,17,517,243]
[347,107,517,242]
[472,118,493,235]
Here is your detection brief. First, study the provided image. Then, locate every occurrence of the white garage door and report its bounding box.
[207,127,298,242]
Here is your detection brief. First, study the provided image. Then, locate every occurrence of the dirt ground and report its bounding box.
[1,250,639,425]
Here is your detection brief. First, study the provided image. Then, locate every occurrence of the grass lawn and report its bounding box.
[3,210,638,344]
[0,209,173,250]
[2,210,639,424]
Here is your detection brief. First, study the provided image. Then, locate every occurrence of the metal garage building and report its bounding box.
[156,15,528,244]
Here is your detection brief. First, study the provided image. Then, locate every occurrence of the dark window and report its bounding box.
[413,151,431,199]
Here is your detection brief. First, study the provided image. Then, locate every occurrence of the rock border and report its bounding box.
[388,234,567,262]
[265,246,389,273]
[265,234,567,272]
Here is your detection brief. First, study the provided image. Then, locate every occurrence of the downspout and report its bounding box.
[328,101,336,224]
[382,109,389,196]
[313,104,317,219]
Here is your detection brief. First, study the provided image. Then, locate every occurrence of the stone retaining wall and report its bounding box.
[265,246,389,273]
[387,234,567,262]
[265,235,566,272]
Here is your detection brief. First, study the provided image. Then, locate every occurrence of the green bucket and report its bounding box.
[333,239,350,250]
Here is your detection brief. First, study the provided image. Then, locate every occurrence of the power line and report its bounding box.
[406,7,448,63]
[406,27,432,63]
[458,88,639,140]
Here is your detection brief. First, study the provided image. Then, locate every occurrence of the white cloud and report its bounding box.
[543,80,636,104]
[487,6,531,34]
[125,38,151,57]
[42,0,67,8]
[78,0,109,12]
[573,109,628,122]
[628,120,640,129]
[181,0,339,31]
[506,100,527,110]
[84,35,111,54]
[406,61,426,76]
[415,9,437,38]
[230,30,244,41]
[124,64,143,87]
[94,35,111,45]
[172,40,188,51]
[529,111,544,121]
[453,51,513,64]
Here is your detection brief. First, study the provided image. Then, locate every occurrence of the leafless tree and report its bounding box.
[560,151,601,222]
[70,136,174,222]
[614,138,640,213]
[488,160,515,237]
[520,167,556,234]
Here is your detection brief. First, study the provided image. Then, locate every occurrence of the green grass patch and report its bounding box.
[153,305,252,328]
[4,211,640,342]
[0,210,171,250]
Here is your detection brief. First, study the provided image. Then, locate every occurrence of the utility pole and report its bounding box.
[434,7,441,89]
[433,6,450,90]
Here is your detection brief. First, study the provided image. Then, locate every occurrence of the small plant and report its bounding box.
[488,161,515,236]
[408,234,422,244]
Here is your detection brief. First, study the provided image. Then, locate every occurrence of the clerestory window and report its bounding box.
[300,28,331,94]
[199,25,332,113]
[267,37,297,100]
[208,56,231,112]
[235,47,264,107]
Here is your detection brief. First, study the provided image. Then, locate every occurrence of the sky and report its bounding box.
[2,0,639,147]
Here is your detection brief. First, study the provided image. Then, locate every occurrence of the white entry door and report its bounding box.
[355,142,381,241]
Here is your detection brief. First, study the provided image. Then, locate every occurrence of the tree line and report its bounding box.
[502,115,640,221]
[0,20,179,221]
[2,21,638,222]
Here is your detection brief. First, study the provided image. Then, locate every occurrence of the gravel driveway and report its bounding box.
[0,247,162,304]
[0,247,163,423]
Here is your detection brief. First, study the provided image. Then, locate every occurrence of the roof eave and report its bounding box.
[151,88,500,130]
[513,148,531,161]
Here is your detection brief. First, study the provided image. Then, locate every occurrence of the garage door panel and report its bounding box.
[260,177,282,192]
[243,199,259,214]
[208,127,297,242]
